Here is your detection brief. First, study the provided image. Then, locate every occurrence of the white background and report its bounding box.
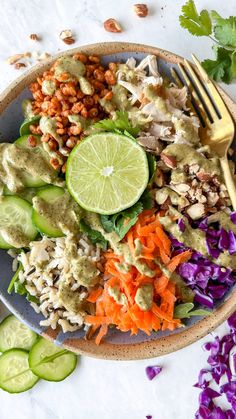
[0,1,236,418]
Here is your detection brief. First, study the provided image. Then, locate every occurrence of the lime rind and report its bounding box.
[66,133,149,215]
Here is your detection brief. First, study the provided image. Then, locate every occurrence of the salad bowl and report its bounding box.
[0,42,236,360]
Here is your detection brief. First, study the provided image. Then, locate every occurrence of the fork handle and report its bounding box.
[220,156,236,211]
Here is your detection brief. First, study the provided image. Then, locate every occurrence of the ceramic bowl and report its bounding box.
[0,42,236,360]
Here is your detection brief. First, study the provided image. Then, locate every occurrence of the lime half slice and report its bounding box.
[66,132,149,214]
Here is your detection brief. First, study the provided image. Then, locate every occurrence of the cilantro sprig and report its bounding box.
[93,111,140,138]
[179,0,236,84]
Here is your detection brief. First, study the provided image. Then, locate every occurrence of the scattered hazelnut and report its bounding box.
[59,30,75,44]
[14,62,27,69]
[29,33,40,41]
[104,18,122,33]
[133,4,148,17]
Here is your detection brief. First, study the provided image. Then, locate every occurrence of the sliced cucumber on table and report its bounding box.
[29,338,77,382]
[32,185,65,237]
[0,196,38,249]
[19,115,40,136]
[0,315,38,352]
[0,349,39,393]
[14,135,47,188]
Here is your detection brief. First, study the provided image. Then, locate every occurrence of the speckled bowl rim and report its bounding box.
[1,42,236,360]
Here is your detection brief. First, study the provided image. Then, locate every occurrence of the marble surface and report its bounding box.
[0,1,236,418]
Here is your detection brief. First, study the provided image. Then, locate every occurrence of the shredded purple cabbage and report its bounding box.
[171,235,236,308]
[194,312,236,418]
[198,216,236,257]
[230,212,236,225]
[145,365,162,381]
[146,416,152,419]
[178,218,186,232]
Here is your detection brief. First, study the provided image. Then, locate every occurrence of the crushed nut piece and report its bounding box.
[154,168,165,187]
[134,4,148,17]
[196,171,212,182]
[6,52,31,65]
[14,62,27,69]
[160,153,177,169]
[29,33,40,41]
[186,203,206,220]
[104,18,122,33]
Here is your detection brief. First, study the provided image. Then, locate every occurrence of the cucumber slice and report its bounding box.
[19,116,40,136]
[4,186,38,204]
[0,196,38,249]
[0,349,39,393]
[0,234,13,249]
[14,135,47,188]
[32,186,65,237]
[29,338,77,382]
[0,315,38,352]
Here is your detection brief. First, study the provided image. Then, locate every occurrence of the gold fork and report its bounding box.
[172,54,236,210]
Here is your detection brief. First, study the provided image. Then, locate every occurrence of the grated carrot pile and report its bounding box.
[85,210,192,344]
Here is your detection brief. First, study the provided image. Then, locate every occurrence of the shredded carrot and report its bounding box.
[86,210,192,344]
[167,250,192,272]
[86,287,103,303]
[95,324,108,345]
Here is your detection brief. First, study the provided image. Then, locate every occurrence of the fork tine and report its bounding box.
[183,59,219,121]
[191,54,231,119]
[171,68,199,119]
[178,62,212,127]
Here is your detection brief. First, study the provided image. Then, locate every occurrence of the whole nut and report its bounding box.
[62,37,75,45]
[60,29,72,40]
[160,153,177,169]
[14,62,26,69]
[103,18,122,33]
[29,33,40,41]
[134,4,148,17]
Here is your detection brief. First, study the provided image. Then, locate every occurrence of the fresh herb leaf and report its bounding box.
[179,0,212,36]
[100,215,114,233]
[202,47,233,84]
[101,202,143,240]
[112,202,143,239]
[13,280,39,304]
[80,220,108,249]
[93,111,140,137]
[101,188,153,239]
[179,1,236,83]
[211,12,236,48]
[174,302,211,319]
[7,263,22,294]
[100,189,153,239]
[140,189,153,210]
